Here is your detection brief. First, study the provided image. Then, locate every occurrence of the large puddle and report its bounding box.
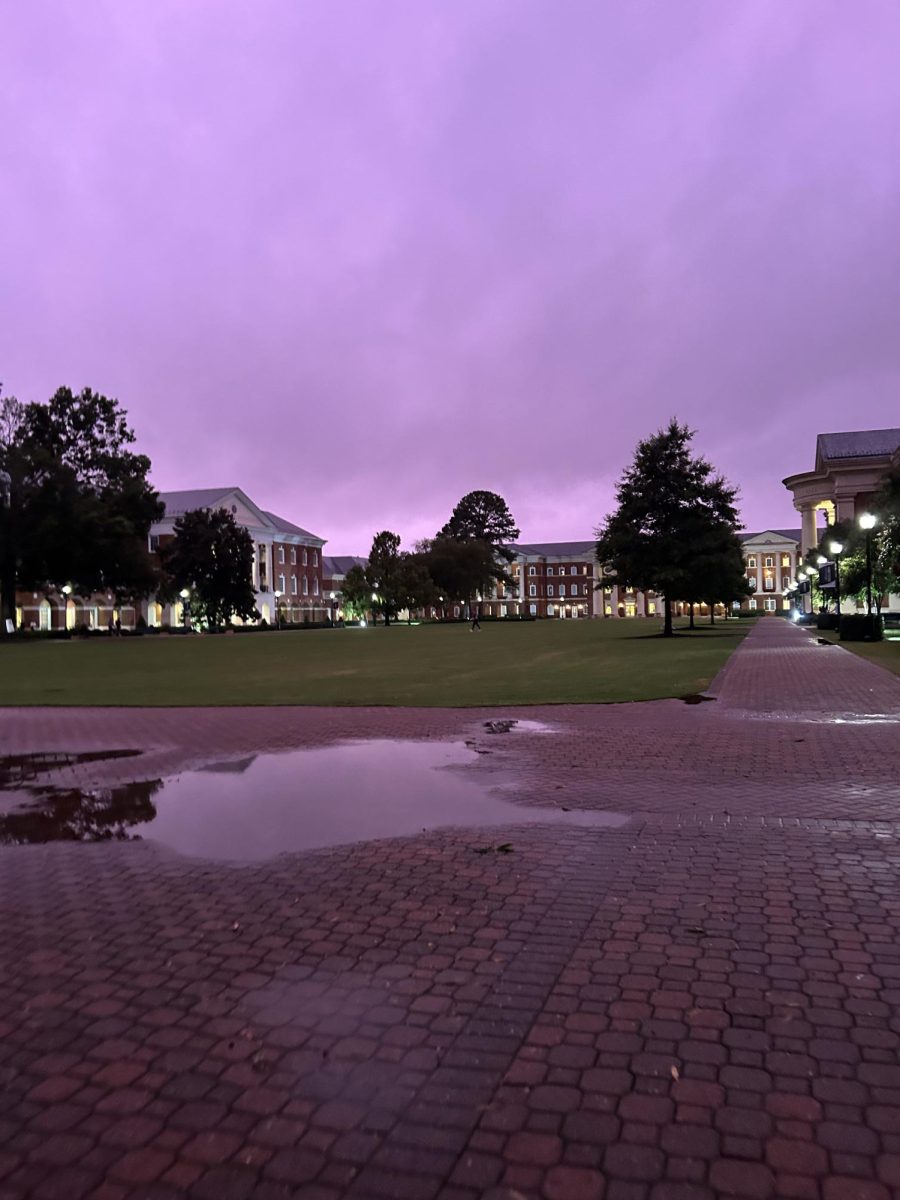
[0,740,628,861]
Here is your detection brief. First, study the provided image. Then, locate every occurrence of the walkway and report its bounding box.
[0,619,899,1199]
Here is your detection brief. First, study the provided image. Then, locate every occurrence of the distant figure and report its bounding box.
[108,616,115,635]
[471,612,481,631]
[115,618,122,636]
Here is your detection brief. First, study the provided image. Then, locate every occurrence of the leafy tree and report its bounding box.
[596,421,740,637]
[366,530,404,626]
[160,507,258,628]
[340,564,373,622]
[395,553,438,621]
[1,386,162,629]
[422,536,501,614]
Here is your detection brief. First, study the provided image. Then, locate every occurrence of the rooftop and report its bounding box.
[817,428,900,461]
[508,540,596,558]
[740,529,801,544]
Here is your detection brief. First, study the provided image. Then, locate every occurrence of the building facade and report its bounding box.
[739,530,801,614]
[145,488,329,626]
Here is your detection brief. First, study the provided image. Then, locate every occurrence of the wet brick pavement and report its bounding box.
[1,618,899,1199]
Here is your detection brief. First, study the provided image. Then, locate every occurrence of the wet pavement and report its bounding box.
[0,618,899,1200]
[0,741,628,859]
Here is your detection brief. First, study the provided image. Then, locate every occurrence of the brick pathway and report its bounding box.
[1,618,899,1199]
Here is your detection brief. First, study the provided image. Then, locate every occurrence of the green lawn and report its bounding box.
[813,630,900,677]
[0,619,753,707]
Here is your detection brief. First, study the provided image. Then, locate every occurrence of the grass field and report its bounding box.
[813,629,900,677]
[0,618,753,708]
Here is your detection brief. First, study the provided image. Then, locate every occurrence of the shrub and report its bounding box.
[816,613,840,630]
[839,614,883,642]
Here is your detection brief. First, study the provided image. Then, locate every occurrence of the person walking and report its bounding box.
[471,611,481,631]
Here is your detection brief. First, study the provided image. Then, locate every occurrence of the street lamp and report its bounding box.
[859,513,878,618]
[329,591,337,625]
[274,589,283,628]
[179,587,191,630]
[371,592,378,626]
[829,539,844,619]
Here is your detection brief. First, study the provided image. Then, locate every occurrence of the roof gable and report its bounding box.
[817,428,900,463]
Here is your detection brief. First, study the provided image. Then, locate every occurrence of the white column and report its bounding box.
[800,504,818,555]
[636,591,646,617]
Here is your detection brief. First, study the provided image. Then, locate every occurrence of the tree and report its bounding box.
[422,536,501,613]
[341,564,373,622]
[437,491,519,616]
[160,507,258,628]
[440,489,520,551]
[395,553,439,621]
[596,421,741,637]
[366,530,404,626]
[0,386,162,629]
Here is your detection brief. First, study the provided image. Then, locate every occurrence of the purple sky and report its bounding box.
[3,3,900,554]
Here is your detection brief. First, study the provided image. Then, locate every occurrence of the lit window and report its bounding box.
[529,603,537,615]
[529,584,536,597]
[583,585,588,595]
[765,598,777,611]
[648,602,656,614]
[749,598,757,609]
[548,604,555,616]
[548,584,554,596]
[583,565,589,575]
[781,554,790,568]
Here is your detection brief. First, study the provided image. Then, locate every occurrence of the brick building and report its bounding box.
[144,488,328,626]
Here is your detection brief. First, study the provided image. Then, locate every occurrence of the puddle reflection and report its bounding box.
[0,741,629,861]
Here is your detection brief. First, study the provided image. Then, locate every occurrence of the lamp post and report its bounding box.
[828,539,843,620]
[274,589,283,628]
[179,587,191,631]
[329,591,337,625]
[859,513,878,618]
[371,592,378,627]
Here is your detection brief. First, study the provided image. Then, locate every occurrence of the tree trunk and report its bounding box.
[709,606,715,625]
[689,603,695,630]
[663,595,673,637]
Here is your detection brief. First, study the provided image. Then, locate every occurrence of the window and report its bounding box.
[302,548,308,565]
[547,604,555,616]
[762,572,775,592]
[781,554,791,568]
[290,548,297,565]
[547,566,554,575]
[529,584,537,597]
[648,602,656,614]
[278,546,285,564]
[749,598,757,610]
[764,598,777,611]
[570,566,577,575]
[764,556,774,568]
[313,579,319,595]
[148,534,159,552]
[748,556,757,568]
[291,576,298,595]
[302,577,308,595]
[571,584,578,596]
[605,604,613,615]
[500,604,507,617]
[528,566,536,575]
[782,577,792,590]
[583,584,588,595]
[583,565,589,575]
[548,584,555,596]
[312,550,318,566]
[529,603,537,615]
[277,574,285,594]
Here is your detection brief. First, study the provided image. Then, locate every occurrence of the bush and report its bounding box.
[816,613,840,630]
[839,614,883,642]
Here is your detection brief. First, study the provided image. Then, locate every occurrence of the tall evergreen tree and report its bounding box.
[596,421,740,637]
[438,490,519,616]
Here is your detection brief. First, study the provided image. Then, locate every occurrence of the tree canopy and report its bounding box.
[440,490,519,556]
[1,386,162,628]
[160,507,258,628]
[596,421,741,636]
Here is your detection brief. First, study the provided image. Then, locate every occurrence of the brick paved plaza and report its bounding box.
[1,618,899,1200]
